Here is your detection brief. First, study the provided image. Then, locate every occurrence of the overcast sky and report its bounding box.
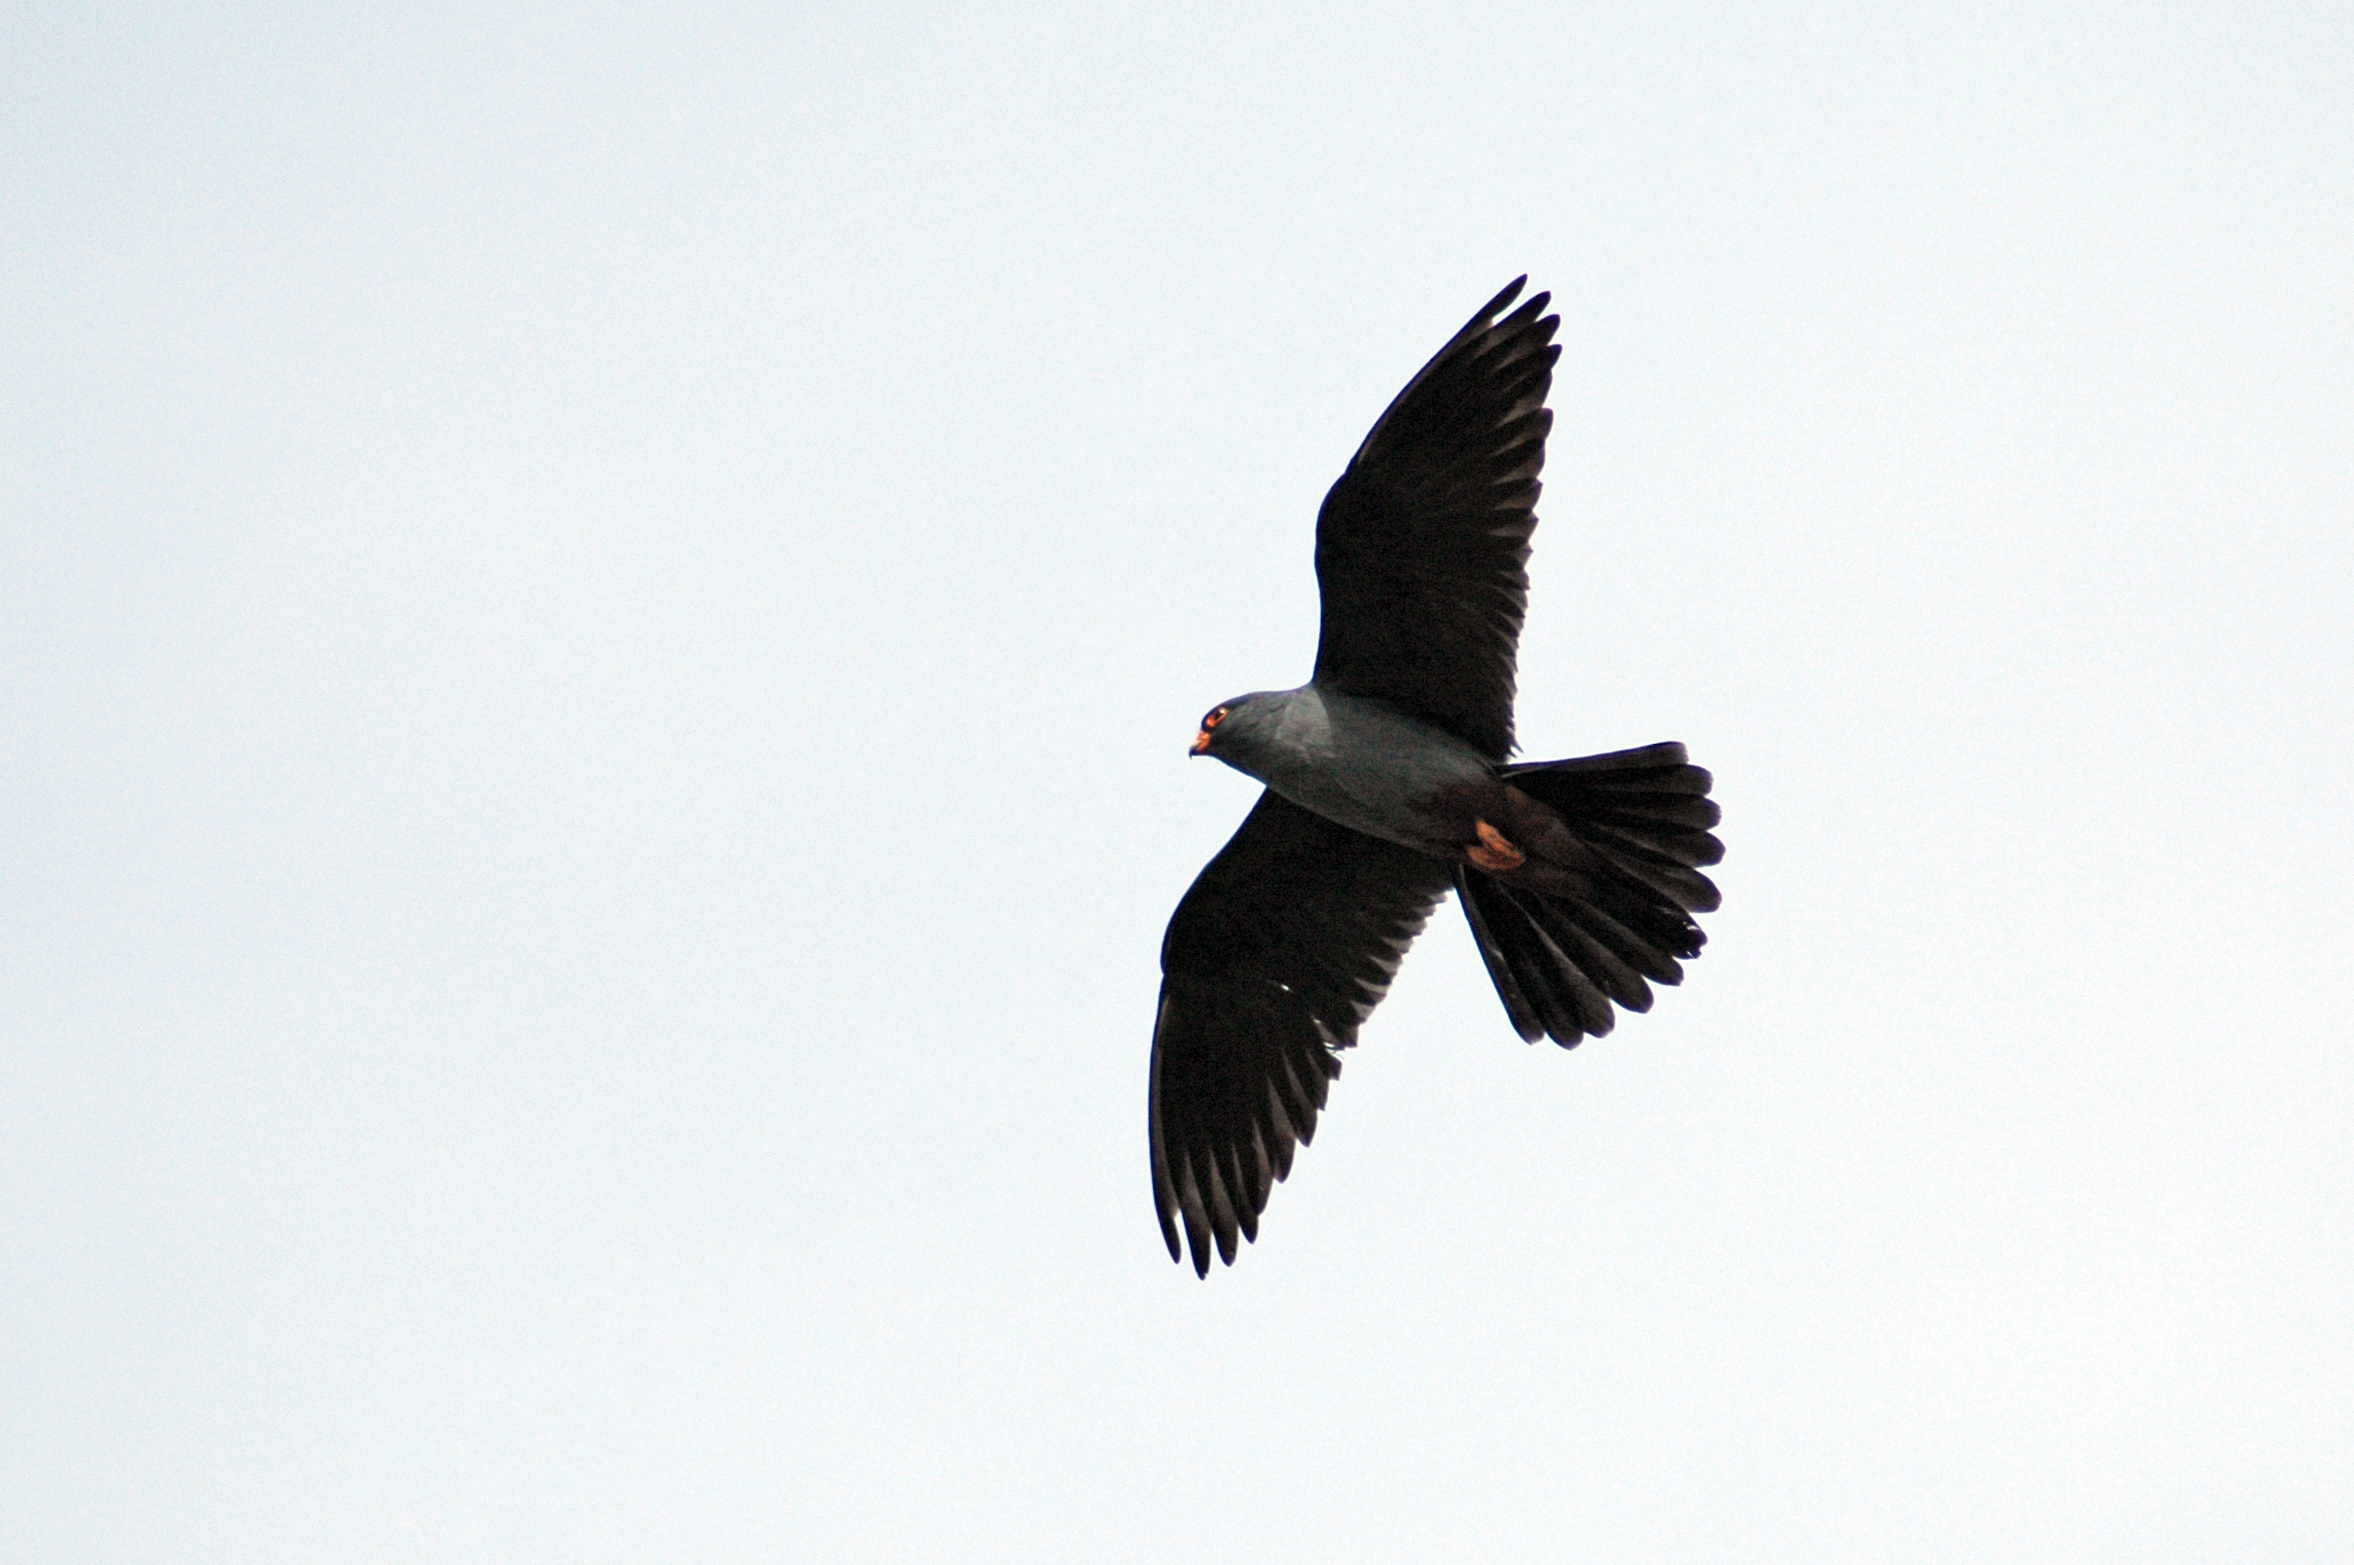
[6,3,2351,1560]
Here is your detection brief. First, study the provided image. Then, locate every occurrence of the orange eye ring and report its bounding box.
[1191,706,1228,756]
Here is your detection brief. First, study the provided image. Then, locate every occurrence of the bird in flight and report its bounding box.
[1150,277,1724,1277]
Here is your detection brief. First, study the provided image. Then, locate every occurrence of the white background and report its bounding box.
[6,4,2350,1559]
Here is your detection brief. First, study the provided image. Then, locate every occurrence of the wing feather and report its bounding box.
[1311,279,1562,759]
[1149,791,1452,1276]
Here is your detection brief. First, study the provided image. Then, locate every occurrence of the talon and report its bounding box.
[1468,819,1525,872]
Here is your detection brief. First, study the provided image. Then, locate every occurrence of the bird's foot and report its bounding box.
[1467,819,1526,872]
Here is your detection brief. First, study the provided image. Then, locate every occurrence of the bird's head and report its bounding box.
[1190,692,1282,773]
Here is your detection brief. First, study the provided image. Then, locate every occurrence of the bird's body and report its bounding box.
[1200,686,1495,859]
[1150,278,1724,1277]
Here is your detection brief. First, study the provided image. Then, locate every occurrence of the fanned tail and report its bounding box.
[1456,742,1723,1047]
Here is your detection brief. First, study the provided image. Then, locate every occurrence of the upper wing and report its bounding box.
[1149,790,1453,1277]
[1311,278,1561,760]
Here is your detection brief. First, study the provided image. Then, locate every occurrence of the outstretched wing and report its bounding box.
[1311,278,1560,760]
[1149,791,1452,1277]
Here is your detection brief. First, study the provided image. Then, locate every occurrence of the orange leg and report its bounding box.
[1467,819,1526,872]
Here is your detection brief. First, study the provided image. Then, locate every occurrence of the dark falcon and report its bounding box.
[1150,278,1724,1277]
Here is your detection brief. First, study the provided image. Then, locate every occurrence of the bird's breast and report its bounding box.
[1253,692,1494,857]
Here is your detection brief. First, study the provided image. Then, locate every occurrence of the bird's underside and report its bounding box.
[1148,278,1723,1277]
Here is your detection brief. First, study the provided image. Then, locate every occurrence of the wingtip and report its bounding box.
[1478,276,1557,342]
[1158,1195,1211,1278]
[1479,275,1529,320]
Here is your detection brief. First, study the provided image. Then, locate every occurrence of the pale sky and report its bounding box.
[6,4,2351,1560]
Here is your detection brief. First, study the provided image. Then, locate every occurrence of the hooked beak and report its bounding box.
[1190,728,1211,756]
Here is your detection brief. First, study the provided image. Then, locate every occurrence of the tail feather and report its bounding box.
[1513,882,1656,1010]
[1455,869,1543,1038]
[1463,879,1619,1040]
[1518,742,1709,786]
[1459,743,1723,1049]
[1582,816,1722,870]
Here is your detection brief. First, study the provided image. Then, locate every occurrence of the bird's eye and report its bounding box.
[1204,708,1227,729]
